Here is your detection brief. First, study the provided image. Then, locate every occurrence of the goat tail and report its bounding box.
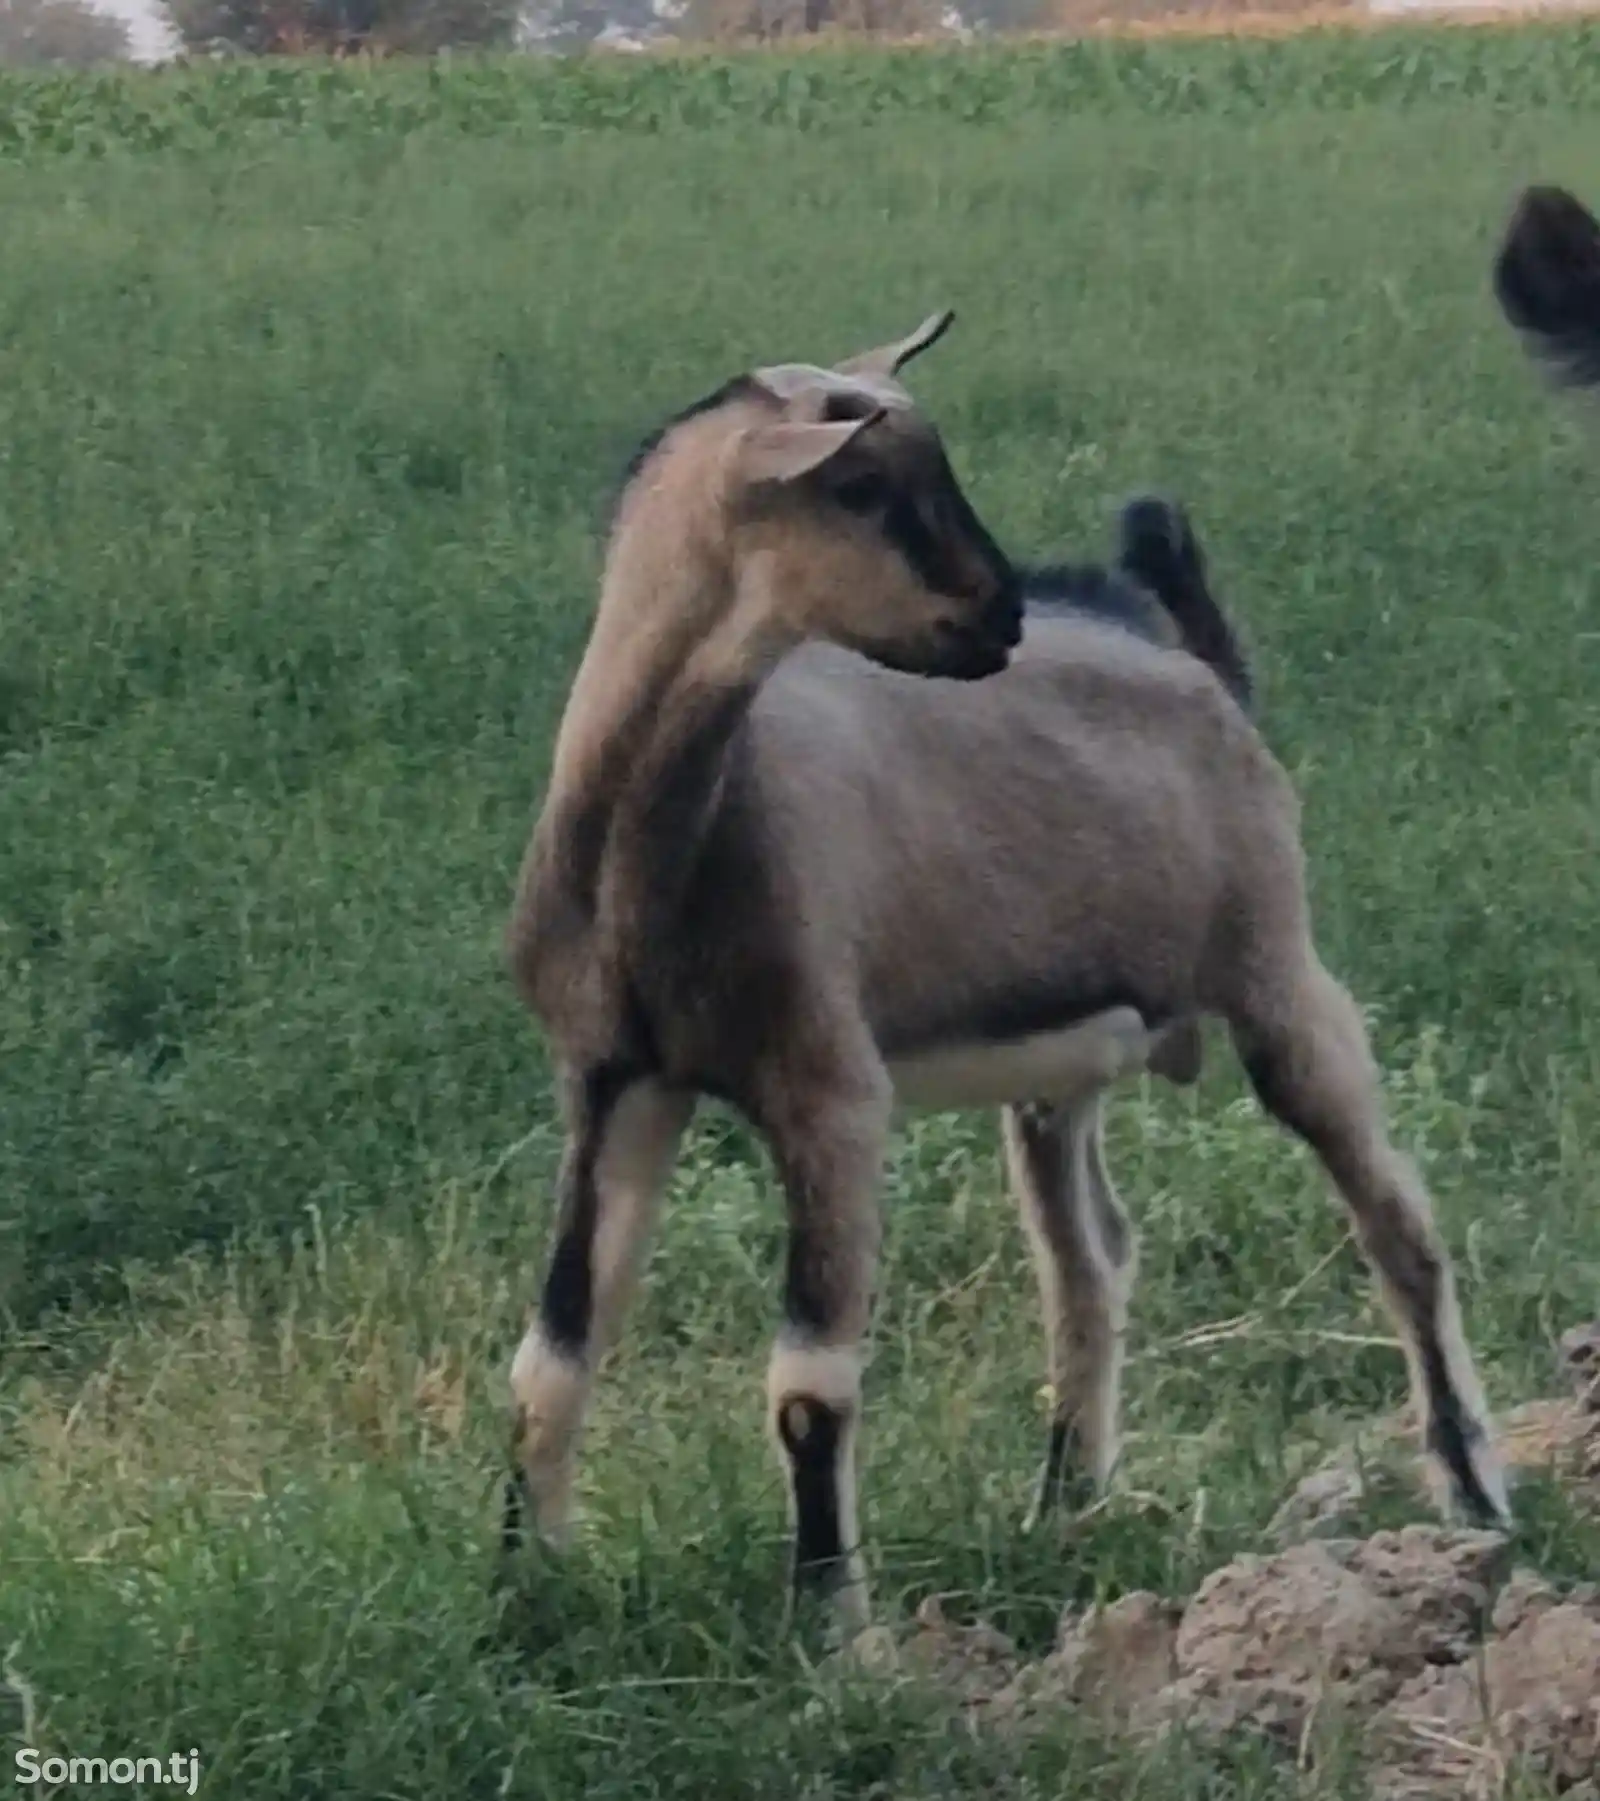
[1114,494,1254,715]
[1494,184,1600,393]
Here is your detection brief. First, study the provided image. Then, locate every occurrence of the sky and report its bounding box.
[100,0,176,59]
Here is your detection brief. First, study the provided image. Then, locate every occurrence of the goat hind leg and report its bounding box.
[506,1074,693,1551]
[1235,958,1508,1528]
[1007,1092,1136,1532]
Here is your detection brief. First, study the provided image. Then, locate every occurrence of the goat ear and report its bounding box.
[749,363,836,407]
[736,411,884,485]
[835,309,955,379]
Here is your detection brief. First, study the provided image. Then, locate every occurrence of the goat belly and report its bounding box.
[885,1005,1155,1112]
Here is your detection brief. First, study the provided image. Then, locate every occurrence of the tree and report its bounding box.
[160,0,521,55]
[0,0,131,65]
[680,0,937,40]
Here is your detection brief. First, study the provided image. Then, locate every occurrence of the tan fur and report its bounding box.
[503,322,1508,1628]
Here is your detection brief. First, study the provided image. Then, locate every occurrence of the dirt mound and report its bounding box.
[1380,1570,1600,1798]
[902,1532,1599,1793]
[886,1326,1600,1795]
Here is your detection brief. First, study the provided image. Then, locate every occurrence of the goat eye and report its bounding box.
[833,473,890,516]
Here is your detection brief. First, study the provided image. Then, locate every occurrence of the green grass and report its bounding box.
[5,19,1600,160]
[4,30,1600,1799]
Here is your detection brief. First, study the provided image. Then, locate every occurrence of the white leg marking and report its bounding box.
[509,1330,589,1547]
[1075,1097,1135,1486]
[508,1080,691,1546]
[768,1339,871,1631]
[767,1340,865,1416]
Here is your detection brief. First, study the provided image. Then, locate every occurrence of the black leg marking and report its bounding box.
[758,1072,887,1631]
[1420,1355,1502,1526]
[777,1395,848,1593]
[1040,1415,1074,1498]
[538,1062,638,1358]
[540,1228,593,1357]
[1032,1417,1098,1525]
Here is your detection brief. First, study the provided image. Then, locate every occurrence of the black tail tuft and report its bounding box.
[1114,495,1253,714]
[1494,184,1600,392]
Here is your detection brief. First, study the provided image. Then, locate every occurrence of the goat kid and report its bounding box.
[502,312,1509,1636]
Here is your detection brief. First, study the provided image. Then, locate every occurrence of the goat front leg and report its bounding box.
[505,1070,693,1552]
[760,1066,889,1641]
[1006,1092,1136,1532]
[1234,955,1509,1529]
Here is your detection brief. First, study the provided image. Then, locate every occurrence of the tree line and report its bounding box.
[2,0,1050,68]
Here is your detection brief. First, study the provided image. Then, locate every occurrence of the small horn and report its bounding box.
[836,309,955,380]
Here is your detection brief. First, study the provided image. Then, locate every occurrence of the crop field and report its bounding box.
[4,21,1600,1799]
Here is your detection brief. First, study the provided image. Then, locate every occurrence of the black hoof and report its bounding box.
[500,1469,530,1556]
[1024,1418,1098,1531]
[1429,1415,1512,1531]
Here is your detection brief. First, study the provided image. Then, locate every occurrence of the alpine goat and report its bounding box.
[502,311,1509,1634]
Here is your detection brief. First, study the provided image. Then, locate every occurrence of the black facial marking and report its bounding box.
[832,471,891,516]
[833,451,1012,605]
[881,488,950,590]
[538,1061,643,1356]
[937,472,1014,594]
[777,1396,847,1579]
